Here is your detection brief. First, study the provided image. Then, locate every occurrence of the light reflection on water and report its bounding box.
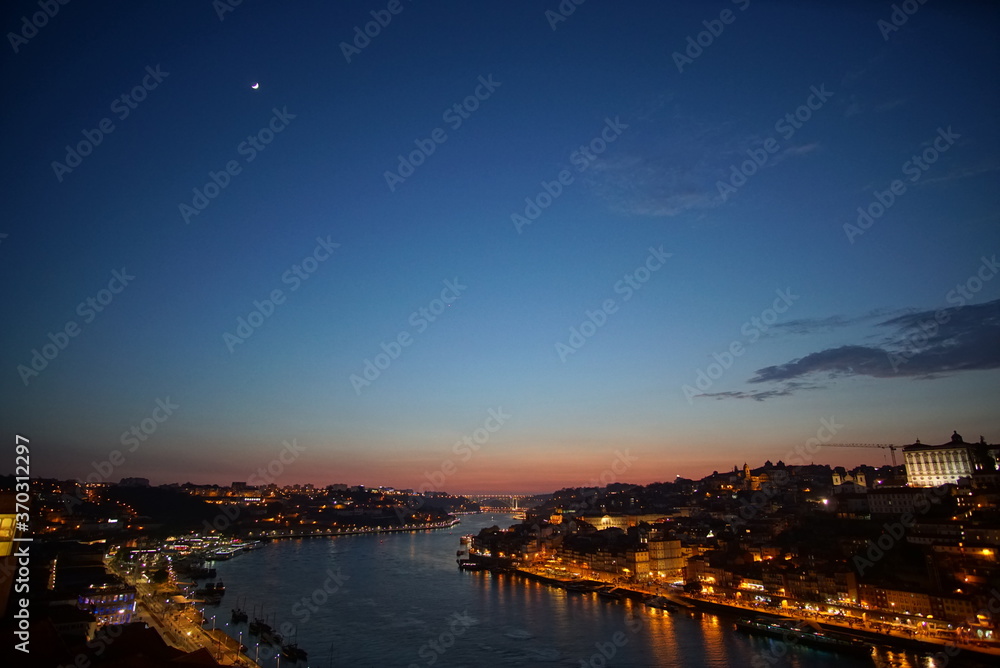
[203,515,974,667]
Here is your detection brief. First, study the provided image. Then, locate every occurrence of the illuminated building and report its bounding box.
[904,432,995,487]
[77,582,137,625]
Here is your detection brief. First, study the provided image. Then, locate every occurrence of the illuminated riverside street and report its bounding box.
[510,561,1000,661]
[109,560,255,666]
[183,513,984,668]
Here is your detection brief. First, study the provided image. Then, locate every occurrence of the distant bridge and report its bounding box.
[459,494,533,509]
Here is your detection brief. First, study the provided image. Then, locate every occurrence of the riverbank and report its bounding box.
[673,593,1000,661]
[500,565,1000,663]
[244,517,461,541]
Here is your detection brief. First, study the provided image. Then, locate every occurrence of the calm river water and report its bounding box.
[207,513,962,667]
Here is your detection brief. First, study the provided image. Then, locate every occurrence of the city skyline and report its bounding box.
[26,430,997,496]
[3,1,999,493]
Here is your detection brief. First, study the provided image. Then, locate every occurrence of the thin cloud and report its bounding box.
[750,299,1000,385]
[770,307,911,335]
[590,127,820,218]
[697,299,1000,401]
[698,381,824,402]
[917,162,1000,186]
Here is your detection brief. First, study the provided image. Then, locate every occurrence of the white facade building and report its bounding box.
[904,432,975,487]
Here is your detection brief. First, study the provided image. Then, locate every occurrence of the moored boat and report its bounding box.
[596,586,625,600]
[735,617,874,657]
[644,595,679,612]
[261,628,283,645]
[195,581,226,601]
[281,643,308,661]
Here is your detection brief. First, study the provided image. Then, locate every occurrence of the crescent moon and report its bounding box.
[251,82,260,90]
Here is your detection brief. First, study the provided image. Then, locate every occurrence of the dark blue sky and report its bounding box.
[3,1,998,492]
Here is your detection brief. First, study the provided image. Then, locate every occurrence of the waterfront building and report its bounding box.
[857,584,977,625]
[77,581,137,626]
[647,538,684,578]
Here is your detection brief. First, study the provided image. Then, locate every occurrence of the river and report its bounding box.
[205,513,957,667]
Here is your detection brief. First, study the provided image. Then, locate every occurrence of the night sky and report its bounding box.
[3,1,998,492]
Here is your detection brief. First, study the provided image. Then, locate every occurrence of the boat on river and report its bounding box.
[644,595,679,612]
[735,617,874,657]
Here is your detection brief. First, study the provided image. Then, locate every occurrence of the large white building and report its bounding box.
[903,431,990,487]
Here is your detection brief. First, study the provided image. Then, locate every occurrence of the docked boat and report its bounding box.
[565,581,603,593]
[644,595,679,612]
[597,586,626,601]
[281,643,308,661]
[178,561,216,580]
[211,546,240,560]
[195,581,226,601]
[261,628,283,645]
[735,618,874,657]
[231,607,248,624]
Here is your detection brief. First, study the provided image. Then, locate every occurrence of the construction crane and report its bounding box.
[821,443,900,466]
